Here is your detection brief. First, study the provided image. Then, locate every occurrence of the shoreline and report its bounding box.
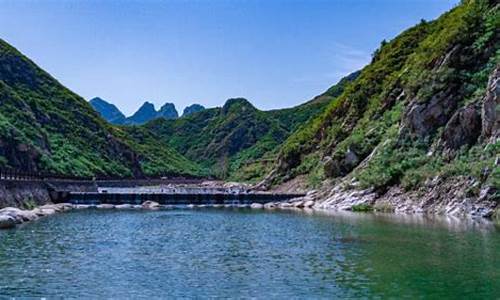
[1,194,498,230]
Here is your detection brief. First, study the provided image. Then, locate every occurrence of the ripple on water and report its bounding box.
[0,209,499,298]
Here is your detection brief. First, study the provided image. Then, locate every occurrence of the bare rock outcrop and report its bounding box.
[481,66,499,142]
[440,104,481,150]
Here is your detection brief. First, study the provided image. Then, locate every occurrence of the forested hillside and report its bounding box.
[0,39,202,178]
[145,72,357,181]
[264,0,498,200]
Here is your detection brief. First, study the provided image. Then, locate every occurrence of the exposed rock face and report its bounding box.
[0,181,51,209]
[403,89,458,138]
[182,104,205,117]
[313,176,498,218]
[481,67,499,142]
[440,105,481,150]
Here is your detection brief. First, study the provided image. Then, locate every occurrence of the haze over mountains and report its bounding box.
[90,98,205,125]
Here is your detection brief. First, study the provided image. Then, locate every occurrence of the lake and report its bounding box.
[0,208,499,298]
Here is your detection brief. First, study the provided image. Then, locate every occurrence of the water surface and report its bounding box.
[0,209,499,298]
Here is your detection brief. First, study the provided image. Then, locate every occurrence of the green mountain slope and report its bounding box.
[145,73,357,181]
[0,39,203,178]
[267,0,499,192]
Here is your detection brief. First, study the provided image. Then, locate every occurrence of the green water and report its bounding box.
[0,209,499,298]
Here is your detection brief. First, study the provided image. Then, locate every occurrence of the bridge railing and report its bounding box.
[0,168,204,182]
[0,168,94,181]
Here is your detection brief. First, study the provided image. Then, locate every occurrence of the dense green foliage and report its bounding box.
[272,0,499,192]
[145,74,357,182]
[0,39,203,178]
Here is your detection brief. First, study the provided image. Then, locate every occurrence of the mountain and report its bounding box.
[125,101,178,125]
[89,97,126,124]
[182,104,205,117]
[145,72,357,181]
[0,38,203,178]
[158,103,179,119]
[126,102,158,125]
[261,0,498,205]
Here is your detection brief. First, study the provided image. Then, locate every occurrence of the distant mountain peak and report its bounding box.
[158,102,179,119]
[89,97,126,124]
[222,98,255,114]
[182,104,205,117]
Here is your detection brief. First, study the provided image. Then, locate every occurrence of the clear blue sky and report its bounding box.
[0,0,458,115]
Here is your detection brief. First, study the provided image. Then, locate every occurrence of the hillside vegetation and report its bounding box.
[145,73,357,182]
[0,39,203,178]
[266,0,499,196]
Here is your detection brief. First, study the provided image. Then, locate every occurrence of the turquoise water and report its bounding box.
[0,209,499,298]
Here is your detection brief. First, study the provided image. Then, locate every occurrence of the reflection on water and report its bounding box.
[0,208,499,298]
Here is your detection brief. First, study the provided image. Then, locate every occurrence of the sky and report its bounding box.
[0,0,458,116]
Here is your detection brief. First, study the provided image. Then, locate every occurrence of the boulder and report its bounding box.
[293,201,304,208]
[250,203,264,209]
[39,204,63,212]
[97,204,115,209]
[0,214,16,229]
[36,208,56,216]
[279,202,292,208]
[115,204,133,209]
[264,202,277,209]
[55,203,74,211]
[303,200,315,208]
[75,205,91,209]
[142,201,160,210]
[0,207,39,223]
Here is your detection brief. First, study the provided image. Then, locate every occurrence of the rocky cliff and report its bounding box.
[263,0,499,218]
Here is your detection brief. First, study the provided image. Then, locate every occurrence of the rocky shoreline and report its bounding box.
[278,177,499,219]
[0,199,315,230]
[1,178,498,230]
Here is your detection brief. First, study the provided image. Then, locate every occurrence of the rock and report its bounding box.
[187,204,195,208]
[55,203,74,211]
[250,203,264,209]
[97,204,115,209]
[306,190,317,197]
[403,88,457,138]
[264,202,277,209]
[115,204,133,209]
[303,200,315,208]
[0,208,22,223]
[279,202,292,208]
[0,214,16,229]
[38,204,64,212]
[323,156,341,178]
[293,201,304,208]
[481,67,499,142]
[344,148,360,167]
[440,105,481,150]
[142,201,160,210]
[75,205,91,209]
[16,210,39,222]
[36,208,56,216]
